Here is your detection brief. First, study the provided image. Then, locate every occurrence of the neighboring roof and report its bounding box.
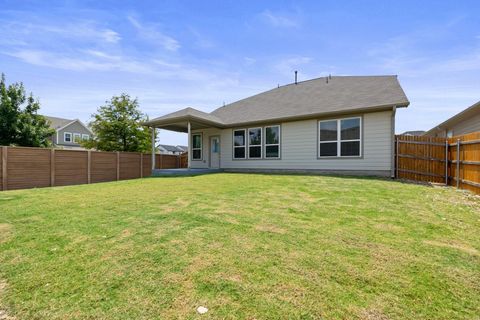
[401,130,426,136]
[424,100,480,135]
[157,144,184,152]
[44,116,73,130]
[145,75,409,129]
[44,115,93,134]
[176,145,188,151]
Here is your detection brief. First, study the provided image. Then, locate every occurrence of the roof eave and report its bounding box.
[143,115,225,128]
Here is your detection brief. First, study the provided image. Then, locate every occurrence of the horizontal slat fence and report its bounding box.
[395,132,480,195]
[0,146,186,191]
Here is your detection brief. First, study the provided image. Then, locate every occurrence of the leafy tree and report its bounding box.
[83,94,152,152]
[0,73,55,147]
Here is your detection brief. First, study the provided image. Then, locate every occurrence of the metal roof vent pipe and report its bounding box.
[294,70,298,84]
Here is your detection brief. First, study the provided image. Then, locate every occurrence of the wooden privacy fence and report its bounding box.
[0,146,186,191]
[395,132,480,195]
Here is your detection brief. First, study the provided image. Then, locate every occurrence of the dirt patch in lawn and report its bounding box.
[0,224,12,244]
[255,224,287,234]
[0,280,16,320]
[424,240,479,256]
[358,308,389,320]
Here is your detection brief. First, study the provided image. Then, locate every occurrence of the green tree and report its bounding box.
[83,94,152,152]
[0,73,55,147]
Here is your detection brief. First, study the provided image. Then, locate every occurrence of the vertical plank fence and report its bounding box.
[0,146,187,191]
[395,131,480,195]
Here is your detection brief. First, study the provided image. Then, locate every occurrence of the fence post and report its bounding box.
[140,153,143,178]
[116,151,120,181]
[456,139,460,188]
[395,136,399,179]
[50,148,55,187]
[2,146,7,191]
[87,150,91,184]
[445,140,448,186]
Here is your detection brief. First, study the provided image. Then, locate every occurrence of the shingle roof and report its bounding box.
[157,144,183,152]
[147,107,223,126]
[146,75,409,128]
[44,116,74,129]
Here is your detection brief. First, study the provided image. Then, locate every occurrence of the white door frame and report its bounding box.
[209,135,221,169]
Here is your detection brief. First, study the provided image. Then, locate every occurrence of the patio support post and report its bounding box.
[187,121,191,169]
[151,127,156,171]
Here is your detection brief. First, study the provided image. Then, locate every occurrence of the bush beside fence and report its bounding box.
[0,146,186,191]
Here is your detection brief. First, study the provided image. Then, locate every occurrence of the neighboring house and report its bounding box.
[145,75,409,177]
[157,144,186,155]
[44,116,93,149]
[424,100,480,138]
[176,145,188,153]
[401,130,425,136]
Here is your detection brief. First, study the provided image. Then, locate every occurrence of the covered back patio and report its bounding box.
[143,107,225,172]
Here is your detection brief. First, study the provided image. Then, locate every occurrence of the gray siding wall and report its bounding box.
[439,113,480,137]
[56,121,92,147]
[191,110,393,174]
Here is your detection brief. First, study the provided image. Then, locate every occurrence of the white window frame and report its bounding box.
[264,125,281,159]
[192,133,202,160]
[82,134,90,141]
[233,129,246,159]
[73,133,81,143]
[318,117,362,158]
[64,132,72,143]
[248,127,262,159]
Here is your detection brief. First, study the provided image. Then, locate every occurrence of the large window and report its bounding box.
[265,125,280,158]
[319,117,361,157]
[248,127,262,158]
[233,129,246,159]
[192,133,202,160]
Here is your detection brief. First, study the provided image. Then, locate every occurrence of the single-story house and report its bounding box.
[145,75,409,177]
[157,144,187,155]
[44,116,93,149]
[424,100,480,138]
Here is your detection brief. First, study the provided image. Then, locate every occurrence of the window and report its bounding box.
[82,134,90,141]
[248,127,262,158]
[192,133,202,160]
[64,132,72,142]
[265,125,280,158]
[447,130,453,138]
[233,129,246,159]
[73,133,81,143]
[319,117,361,157]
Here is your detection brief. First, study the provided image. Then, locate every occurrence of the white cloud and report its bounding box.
[128,16,180,51]
[260,10,300,28]
[243,57,256,66]
[0,20,121,44]
[5,49,151,73]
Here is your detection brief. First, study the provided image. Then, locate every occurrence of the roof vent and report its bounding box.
[294,70,298,85]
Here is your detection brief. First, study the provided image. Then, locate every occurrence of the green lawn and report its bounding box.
[0,174,479,319]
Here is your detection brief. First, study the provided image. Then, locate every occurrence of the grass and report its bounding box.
[0,173,479,319]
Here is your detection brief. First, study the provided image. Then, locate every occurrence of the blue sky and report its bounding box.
[1,0,479,145]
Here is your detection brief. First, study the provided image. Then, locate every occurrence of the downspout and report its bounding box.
[391,106,397,178]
